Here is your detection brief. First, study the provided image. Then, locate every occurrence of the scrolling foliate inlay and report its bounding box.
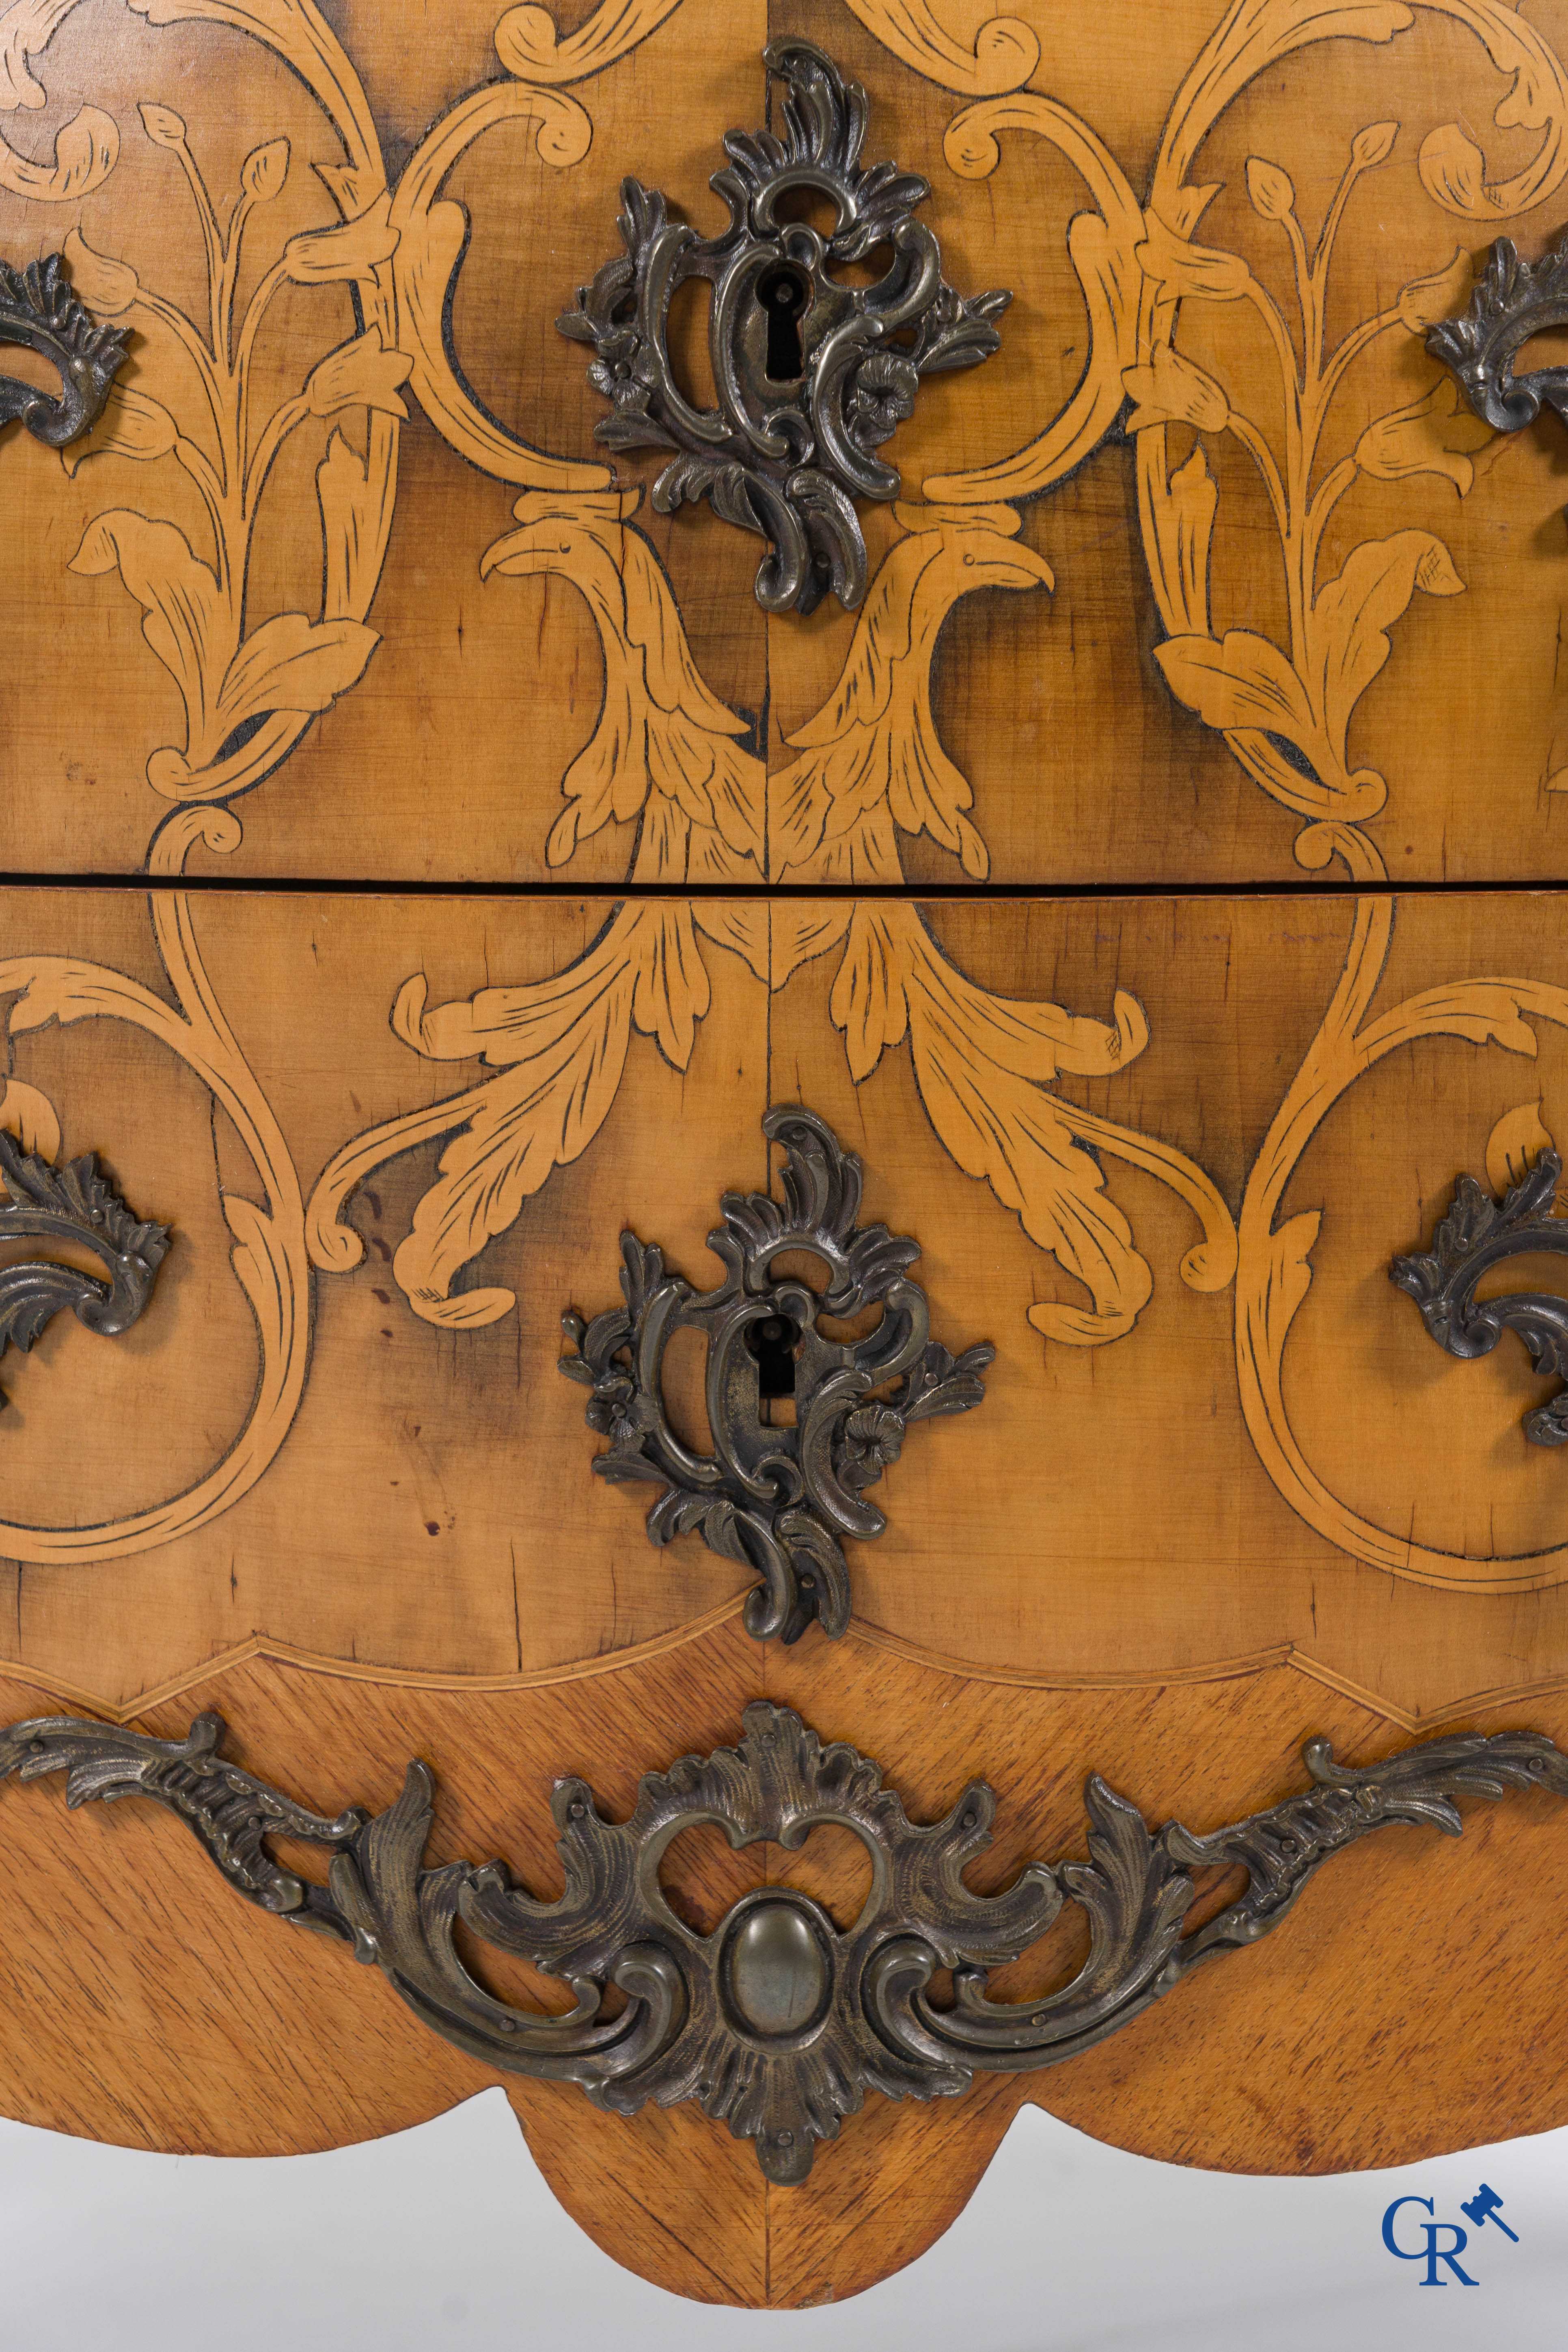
[3,1700,1564,2183]
[1076,0,1568,1592]
[0,0,408,1566]
[13,0,1568,1610]
[930,0,1568,1593]
[0,0,651,1565]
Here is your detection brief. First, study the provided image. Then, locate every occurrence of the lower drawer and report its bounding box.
[2,880,1566,2302]
[6,883,1568,1707]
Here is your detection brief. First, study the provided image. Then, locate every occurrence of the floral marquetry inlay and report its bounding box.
[3,0,1568,1623]
[6,0,1568,2312]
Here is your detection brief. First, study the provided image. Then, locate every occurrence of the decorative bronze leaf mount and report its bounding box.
[3,1699,1564,2184]
[560,1106,994,1643]
[1427,226,1568,433]
[0,254,127,451]
[0,1131,170,1411]
[557,39,1010,615]
[1392,1147,1568,1443]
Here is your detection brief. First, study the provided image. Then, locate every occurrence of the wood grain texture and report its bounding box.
[0,1625,1563,2307]
[7,887,1568,1720]
[0,0,768,886]
[0,888,764,1701]
[4,0,1568,882]
[4,0,1568,2310]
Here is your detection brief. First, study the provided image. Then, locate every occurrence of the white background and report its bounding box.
[0,2089,1559,2350]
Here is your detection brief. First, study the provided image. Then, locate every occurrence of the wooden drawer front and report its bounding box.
[3,875,1568,2303]
[1,1628,1564,2309]
[7,0,1568,2312]
[6,882,1568,1716]
[7,0,1568,884]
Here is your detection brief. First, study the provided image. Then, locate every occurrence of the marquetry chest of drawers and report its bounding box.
[3,0,1568,2308]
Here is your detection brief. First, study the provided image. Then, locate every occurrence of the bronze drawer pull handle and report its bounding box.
[557,39,1011,616]
[0,1130,170,1412]
[3,1699,1562,2185]
[560,1106,993,1643]
[0,254,127,453]
[1392,1147,1568,1445]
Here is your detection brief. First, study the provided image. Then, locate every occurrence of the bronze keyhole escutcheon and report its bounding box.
[560,1107,994,1642]
[758,265,809,381]
[558,40,1011,613]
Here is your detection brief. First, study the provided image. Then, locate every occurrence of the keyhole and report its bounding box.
[745,1312,800,1399]
[758,267,809,382]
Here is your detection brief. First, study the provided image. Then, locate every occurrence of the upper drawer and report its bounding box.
[2,0,1567,886]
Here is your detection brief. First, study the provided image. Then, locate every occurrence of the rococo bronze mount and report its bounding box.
[559,39,1010,614]
[561,1107,994,1643]
[3,1700,1563,2184]
[0,253,126,450]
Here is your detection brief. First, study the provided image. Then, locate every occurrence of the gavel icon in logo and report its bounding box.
[1460,2183,1519,2242]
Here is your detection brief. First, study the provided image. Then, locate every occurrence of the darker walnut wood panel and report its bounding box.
[767,1642,1568,2175]
[769,891,1568,1721]
[761,0,1568,889]
[9,888,1568,1715]
[0,1625,770,2308]
[0,1632,1563,2308]
[0,888,763,1708]
[0,0,766,884]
